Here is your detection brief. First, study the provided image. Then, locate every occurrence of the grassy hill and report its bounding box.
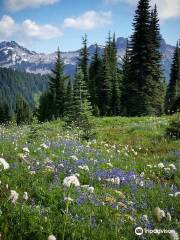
[0,116,179,240]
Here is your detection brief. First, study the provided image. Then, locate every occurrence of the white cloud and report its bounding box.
[0,15,62,42]
[63,10,112,30]
[6,0,58,11]
[0,15,17,40]
[105,0,180,20]
[21,19,62,40]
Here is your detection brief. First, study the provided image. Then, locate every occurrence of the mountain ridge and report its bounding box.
[0,37,175,80]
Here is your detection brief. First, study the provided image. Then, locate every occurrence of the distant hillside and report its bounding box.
[0,68,49,110]
[0,38,175,80]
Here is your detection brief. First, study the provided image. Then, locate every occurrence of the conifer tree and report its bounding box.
[89,44,102,115]
[111,33,121,115]
[71,67,93,139]
[121,40,131,115]
[38,91,53,122]
[15,96,32,125]
[149,5,165,114]
[165,42,180,113]
[0,99,11,124]
[124,0,164,116]
[99,33,113,116]
[64,81,74,122]
[49,48,68,119]
[78,34,89,87]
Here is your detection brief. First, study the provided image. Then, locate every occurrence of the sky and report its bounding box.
[0,0,179,53]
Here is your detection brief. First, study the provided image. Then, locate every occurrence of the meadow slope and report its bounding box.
[0,116,179,240]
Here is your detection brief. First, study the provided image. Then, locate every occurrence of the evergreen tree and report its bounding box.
[121,40,131,115]
[124,0,164,116]
[64,81,74,122]
[15,96,32,125]
[111,33,121,115]
[149,5,165,114]
[38,91,53,122]
[49,48,68,119]
[71,67,93,139]
[99,33,113,116]
[0,99,11,124]
[165,42,180,113]
[89,44,102,115]
[78,34,89,87]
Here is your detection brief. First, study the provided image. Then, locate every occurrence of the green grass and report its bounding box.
[0,116,179,240]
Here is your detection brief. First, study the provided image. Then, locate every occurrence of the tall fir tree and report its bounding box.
[165,42,180,113]
[78,34,89,88]
[0,99,11,124]
[38,91,53,122]
[49,48,68,119]
[15,96,32,125]
[111,33,121,115]
[124,0,164,116]
[99,33,113,116]
[64,81,74,122]
[121,40,131,115]
[89,44,102,115]
[149,5,165,114]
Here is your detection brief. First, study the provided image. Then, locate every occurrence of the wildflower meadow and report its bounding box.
[0,116,179,239]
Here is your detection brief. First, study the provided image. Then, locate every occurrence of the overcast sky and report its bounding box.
[0,0,179,53]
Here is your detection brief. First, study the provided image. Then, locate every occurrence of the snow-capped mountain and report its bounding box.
[0,38,175,80]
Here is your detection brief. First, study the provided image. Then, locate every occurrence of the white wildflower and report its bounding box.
[9,190,19,204]
[175,192,180,197]
[64,197,74,202]
[142,215,148,222]
[70,155,78,161]
[147,164,152,168]
[81,185,94,193]
[0,158,9,170]
[63,175,80,187]
[169,230,179,240]
[158,163,164,168]
[166,212,172,222]
[164,168,171,172]
[23,147,30,153]
[139,181,144,187]
[41,143,49,149]
[140,172,145,177]
[78,165,89,171]
[48,235,56,240]
[114,177,120,185]
[23,192,28,201]
[169,164,176,170]
[106,162,113,168]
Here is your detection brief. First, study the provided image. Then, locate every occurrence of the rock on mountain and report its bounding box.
[0,38,175,80]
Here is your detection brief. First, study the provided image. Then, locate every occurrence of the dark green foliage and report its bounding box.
[166,114,180,139]
[89,44,102,115]
[124,0,164,116]
[49,48,69,119]
[78,34,89,87]
[0,68,48,111]
[0,99,11,124]
[121,40,131,115]
[171,96,180,113]
[64,81,74,123]
[110,34,122,116]
[15,96,32,125]
[38,91,53,122]
[165,43,180,114]
[98,33,122,116]
[67,67,94,140]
